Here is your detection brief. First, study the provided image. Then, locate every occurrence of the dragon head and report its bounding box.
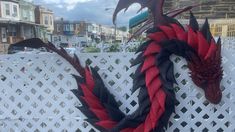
[189,53,223,104]
[188,36,223,104]
[187,15,223,104]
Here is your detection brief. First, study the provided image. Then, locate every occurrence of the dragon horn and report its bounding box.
[113,0,165,25]
[189,11,199,31]
[200,18,213,43]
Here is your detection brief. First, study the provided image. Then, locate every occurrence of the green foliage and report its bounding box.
[107,44,120,52]
[85,46,100,53]
[126,46,138,52]
[118,26,127,32]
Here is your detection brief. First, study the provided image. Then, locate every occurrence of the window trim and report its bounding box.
[5,3,10,16]
[12,4,18,17]
[44,15,49,25]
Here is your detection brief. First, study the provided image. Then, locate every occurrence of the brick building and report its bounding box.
[167,0,235,19]
[129,0,235,38]
[53,20,128,47]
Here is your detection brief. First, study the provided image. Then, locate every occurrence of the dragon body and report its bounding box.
[9,0,222,131]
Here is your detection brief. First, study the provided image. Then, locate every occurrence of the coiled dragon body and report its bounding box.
[9,0,222,131]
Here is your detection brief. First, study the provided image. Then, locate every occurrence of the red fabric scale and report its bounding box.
[148,32,167,42]
[197,32,210,58]
[144,66,160,86]
[85,68,95,90]
[80,73,118,129]
[159,25,177,40]
[143,89,166,132]
[80,84,110,120]
[146,77,162,101]
[144,42,161,56]
[171,24,187,41]
[187,26,198,50]
[141,56,157,72]
[205,39,217,60]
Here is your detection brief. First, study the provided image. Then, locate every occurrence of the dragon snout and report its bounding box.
[204,83,222,104]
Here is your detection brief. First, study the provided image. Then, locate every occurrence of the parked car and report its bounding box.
[60,43,69,47]
[65,48,77,54]
[8,46,47,54]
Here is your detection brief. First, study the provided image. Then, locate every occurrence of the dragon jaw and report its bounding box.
[189,56,223,104]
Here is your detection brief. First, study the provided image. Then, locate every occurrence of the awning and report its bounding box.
[129,11,149,29]
[0,18,45,27]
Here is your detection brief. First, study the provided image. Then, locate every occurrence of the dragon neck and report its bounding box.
[153,0,165,26]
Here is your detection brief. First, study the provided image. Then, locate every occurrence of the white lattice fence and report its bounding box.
[0,49,235,132]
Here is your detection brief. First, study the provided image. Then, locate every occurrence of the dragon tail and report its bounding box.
[8,38,127,131]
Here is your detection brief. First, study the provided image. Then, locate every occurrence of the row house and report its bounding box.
[100,25,128,43]
[35,5,54,41]
[53,20,84,47]
[0,0,53,54]
[129,10,235,38]
[53,19,129,47]
[0,0,21,53]
[169,0,235,19]
[178,19,235,37]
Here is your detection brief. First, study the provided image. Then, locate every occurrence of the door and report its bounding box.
[1,27,7,43]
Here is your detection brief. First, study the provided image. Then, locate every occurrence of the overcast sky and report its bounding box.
[33,0,144,27]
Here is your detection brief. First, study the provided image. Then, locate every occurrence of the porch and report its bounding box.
[0,20,45,54]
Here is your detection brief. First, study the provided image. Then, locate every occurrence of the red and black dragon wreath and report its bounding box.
[9,0,223,131]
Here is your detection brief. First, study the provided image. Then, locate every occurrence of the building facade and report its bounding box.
[0,0,50,54]
[0,0,21,53]
[178,19,235,38]
[19,0,37,39]
[129,1,235,38]
[19,0,35,23]
[0,0,20,21]
[53,20,82,47]
[53,20,128,47]
[35,5,54,41]
[170,0,235,19]
[130,0,235,22]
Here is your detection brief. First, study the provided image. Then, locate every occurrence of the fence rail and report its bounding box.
[60,37,235,53]
[0,49,235,131]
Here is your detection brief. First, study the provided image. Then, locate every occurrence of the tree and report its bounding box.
[118,26,127,32]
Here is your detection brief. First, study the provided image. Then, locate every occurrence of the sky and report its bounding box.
[33,0,144,27]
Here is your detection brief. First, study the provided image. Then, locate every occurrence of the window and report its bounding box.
[13,5,18,17]
[29,11,33,21]
[44,16,49,25]
[50,16,53,25]
[23,10,27,18]
[67,25,70,31]
[70,24,74,31]
[8,26,17,36]
[5,4,10,16]
[54,37,58,41]
[57,24,60,32]
[64,24,70,31]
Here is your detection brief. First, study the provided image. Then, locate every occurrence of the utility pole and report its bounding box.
[114,23,117,43]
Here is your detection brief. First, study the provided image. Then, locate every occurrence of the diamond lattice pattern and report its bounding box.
[0,49,235,131]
